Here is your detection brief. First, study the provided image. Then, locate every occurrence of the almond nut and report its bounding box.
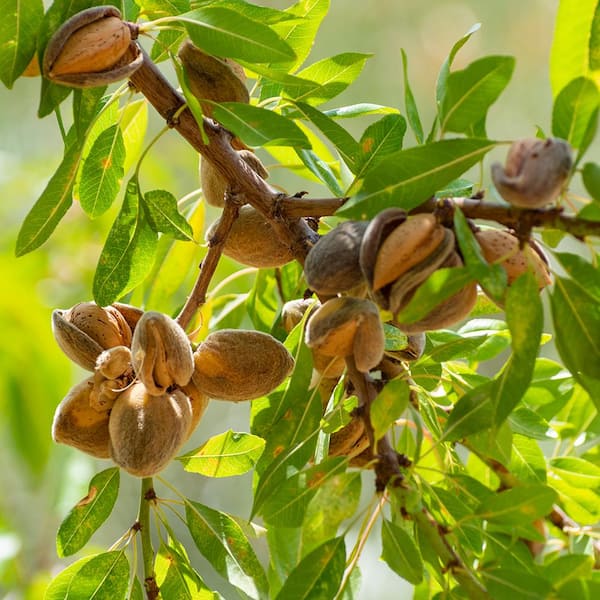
[188,329,294,401]
[108,382,193,477]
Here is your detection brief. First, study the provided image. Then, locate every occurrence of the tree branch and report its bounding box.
[413,196,600,239]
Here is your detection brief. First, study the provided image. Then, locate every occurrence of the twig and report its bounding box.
[413,196,600,239]
[138,478,159,600]
[128,49,318,268]
[176,196,240,330]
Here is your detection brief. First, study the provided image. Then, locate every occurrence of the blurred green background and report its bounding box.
[0,1,559,597]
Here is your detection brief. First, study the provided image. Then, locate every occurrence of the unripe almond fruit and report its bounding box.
[53,302,133,370]
[200,150,268,208]
[491,137,572,208]
[304,221,368,294]
[108,382,193,477]
[52,377,111,459]
[206,205,294,268]
[475,229,551,291]
[305,297,385,373]
[130,311,194,396]
[188,329,294,401]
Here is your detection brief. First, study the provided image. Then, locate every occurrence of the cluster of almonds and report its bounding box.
[52,302,294,477]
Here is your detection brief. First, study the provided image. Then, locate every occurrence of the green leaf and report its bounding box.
[274,537,345,600]
[72,87,107,147]
[178,430,266,477]
[302,471,361,554]
[271,0,329,71]
[550,0,598,95]
[554,251,600,300]
[0,0,43,88]
[143,189,194,240]
[453,208,507,302]
[401,48,424,144]
[435,177,474,198]
[185,500,268,600]
[381,519,423,585]
[550,457,600,489]
[551,275,600,409]
[552,76,600,149]
[261,457,347,527]
[436,23,481,106]
[45,551,129,600]
[351,113,407,187]
[284,52,371,105]
[440,56,515,135]
[323,103,400,119]
[491,272,543,427]
[582,161,600,203]
[78,124,126,218]
[120,99,148,173]
[395,267,475,326]
[93,178,158,305]
[474,484,557,524]
[181,7,295,63]
[15,139,80,256]
[510,434,547,483]
[155,543,216,599]
[56,468,120,557]
[550,476,600,524]
[136,0,190,19]
[296,148,344,196]
[482,568,553,600]
[210,102,310,148]
[371,378,410,441]
[293,101,360,171]
[44,555,96,600]
[339,138,497,218]
[546,554,594,588]
[444,381,494,441]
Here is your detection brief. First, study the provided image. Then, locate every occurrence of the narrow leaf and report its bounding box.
[550,0,598,95]
[550,456,600,489]
[155,543,215,599]
[381,519,423,584]
[274,537,345,600]
[56,551,129,600]
[339,138,497,218]
[323,103,399,119]
[44,555,95,600]
[210,102,310,148]
[185,500,268,599]
[475,484,557,525]
[57,468,120,557]
[453,208,507,302]
[294,101,360,171]
[0,0,43,88]
[261,457,347,527]
[15,140,80,256]
[491,272,543,426]
[178,430,265,477]
[371,378,410,441]
[352,113,407,184]
[436,23,481,106]
[93,178,158,305]
[552,76,600,149]
[440,56,515,134]
[551,275,600,409]
[143,189,194,240]
[79,124,126,218]
[296,148,344,196]
[444,381,494,441]
[284,52,372,105]
[395,267,475,326]
[401,48,424,144]
[181,7,295,63]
